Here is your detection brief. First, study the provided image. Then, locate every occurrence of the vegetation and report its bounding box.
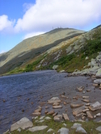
[6,116,101,134]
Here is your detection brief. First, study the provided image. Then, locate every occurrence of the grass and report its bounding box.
[6,116,101,134]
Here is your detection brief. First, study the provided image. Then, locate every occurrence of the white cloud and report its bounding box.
[23,31,45,39]
[14,0,101,33]
[0,15,15,33]
[0,0,101,34]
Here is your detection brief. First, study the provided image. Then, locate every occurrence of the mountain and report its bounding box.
[0,28,84,75]
[0,25,101,76]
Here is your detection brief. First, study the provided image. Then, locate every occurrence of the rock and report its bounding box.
[53,112,58,117]
[77,86,84,92]
[39,120,44,123]
[83,91,86,94]
[96,68,101,78]
[53,105,62,109]
[89,101,101,111]
[82,96,89,99]
[58,127,69,134]
[40,116,45,120]
[47,110,55,115]
[96,126,101,132]
[61,95,68,98]
[45,110,48,114]
[52,65,58,70]
[85,56,89,60]
[76,126,87,134]
[54,114,62,121]
[70,103,83,108]
[45,117,51,120]
[73,106,85,116]
[63,123,67,127]
[62,113,69,121]
[93,83,99,87]
[96,113,101,117]
[64,102,67,105]
[85,103,90,106]
[82,99,89,103]
[86,89,91,92]
[17,128,21,132]
[47,128,54,132]
[94,79,101,84]
[82,109,89,112]
[48,97,61,104]
[71,123,82,129]
[11,117,33,131]
[60,70,65,73]
[86,111,93,119]
[53,102,60,106]
[32,111,41,116]
[28,126,48,132]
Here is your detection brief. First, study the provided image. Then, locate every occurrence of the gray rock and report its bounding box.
[96,68,101,77]
[76,126,87,134]
[94,79,101,84]
[71,123,82,129]
[45,117,51,120]
[28,125,48,132]
[63,123,67,127]
[40,116,45,120]
[58,127,69,134]
[39,119,44,123]
[66,46,72,54]
[54,114,62,122]
[11,117,33,131]
[96,126,101,132]
[17,128,21,132]
[52,65,58,70]
[47,128,54,132]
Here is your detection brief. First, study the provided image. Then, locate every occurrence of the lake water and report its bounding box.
[0,70,93,133]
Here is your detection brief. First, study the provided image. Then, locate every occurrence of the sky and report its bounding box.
[0,0,101,54]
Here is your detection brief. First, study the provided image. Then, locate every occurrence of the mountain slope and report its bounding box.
[0,28,84,75]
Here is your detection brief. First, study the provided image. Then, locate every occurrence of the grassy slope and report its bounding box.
[5,26,101,75]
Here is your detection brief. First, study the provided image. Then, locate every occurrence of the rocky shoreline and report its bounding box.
[3,72,101,134]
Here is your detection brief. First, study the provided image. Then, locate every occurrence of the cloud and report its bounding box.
[1,0,101,35]
[14,0,101,33]
[0,15,15,33]
[23,31,45,39]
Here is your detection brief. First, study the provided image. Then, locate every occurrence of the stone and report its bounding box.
[82,109,89,112]
[96,113,101,117]
[39,120,44,123]
[40,116,45,120]
[54,114,62,121]
[86,89,91,92]
[53,105,62,109]
[11,117,33,131]
[61,95,68,98]
[53,112,58,117]
[85,103,90,106]
[82,96,89,99]
[94,79,101,84]
[52,65,58,70]
[86,111,93,119]
[96,68,101,78]
[28,126,48,132]
[58,127,69,134]
[76,126,87,134]
[62,113,69,121]
[93,83,99,87]
[85,56,89,60]
[73,106,85,116]
[77,86,84,92]
[17,128,21,132]
[89,101,101,111]
[32,111,41,116]
[48,97,61,104]
[64,102,67,105]
[53,102,60,106]
[70,103,83,108]
[63,123,67,127]
[47,128,54,132]
[96,126,101,132]
[45,110,48,114]
[82,99,89,103]
[45,117,51,120]
[47,110,55,115]
[71,123,82,129]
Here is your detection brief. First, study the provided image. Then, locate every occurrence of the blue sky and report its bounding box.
[0,0,101,53]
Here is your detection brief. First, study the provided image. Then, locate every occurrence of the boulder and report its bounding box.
[89,101,101,111]
[86,111,93,119]
[71,123,82,129]
[96,68,101,78]
[11,117,33,131]
[96,126,101,132]
[28,126,48,132]
[73,106,85,116]
[94,79,101,84]
[54,114,62,122]
[58,127,69,134]
[76,126,87,134]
